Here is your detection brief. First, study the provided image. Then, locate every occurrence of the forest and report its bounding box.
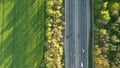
[94,0,120,68]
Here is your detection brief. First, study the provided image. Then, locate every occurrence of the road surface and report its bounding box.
[64,0,90,68]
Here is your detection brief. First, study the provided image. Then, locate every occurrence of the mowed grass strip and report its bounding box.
[0,0,45,68]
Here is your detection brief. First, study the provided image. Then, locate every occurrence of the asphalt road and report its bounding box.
[64,0,90,68]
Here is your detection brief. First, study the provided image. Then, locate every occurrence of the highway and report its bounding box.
[64,0,90,68]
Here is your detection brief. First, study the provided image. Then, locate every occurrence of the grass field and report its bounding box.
[0,0,45,68]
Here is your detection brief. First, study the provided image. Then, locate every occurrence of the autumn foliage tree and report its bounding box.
[94,0,120,68]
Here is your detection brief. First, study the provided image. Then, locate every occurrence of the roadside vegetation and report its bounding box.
[43,0,65,68]
[94,0,120,68]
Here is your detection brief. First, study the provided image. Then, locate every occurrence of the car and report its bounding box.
[82,49,85,53]
[81,62,83,67]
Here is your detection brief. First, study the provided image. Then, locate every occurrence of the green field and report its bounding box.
[0,0,45,68]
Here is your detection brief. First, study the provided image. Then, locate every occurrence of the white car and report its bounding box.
[82,49,85,53]
[81,62,83,67]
